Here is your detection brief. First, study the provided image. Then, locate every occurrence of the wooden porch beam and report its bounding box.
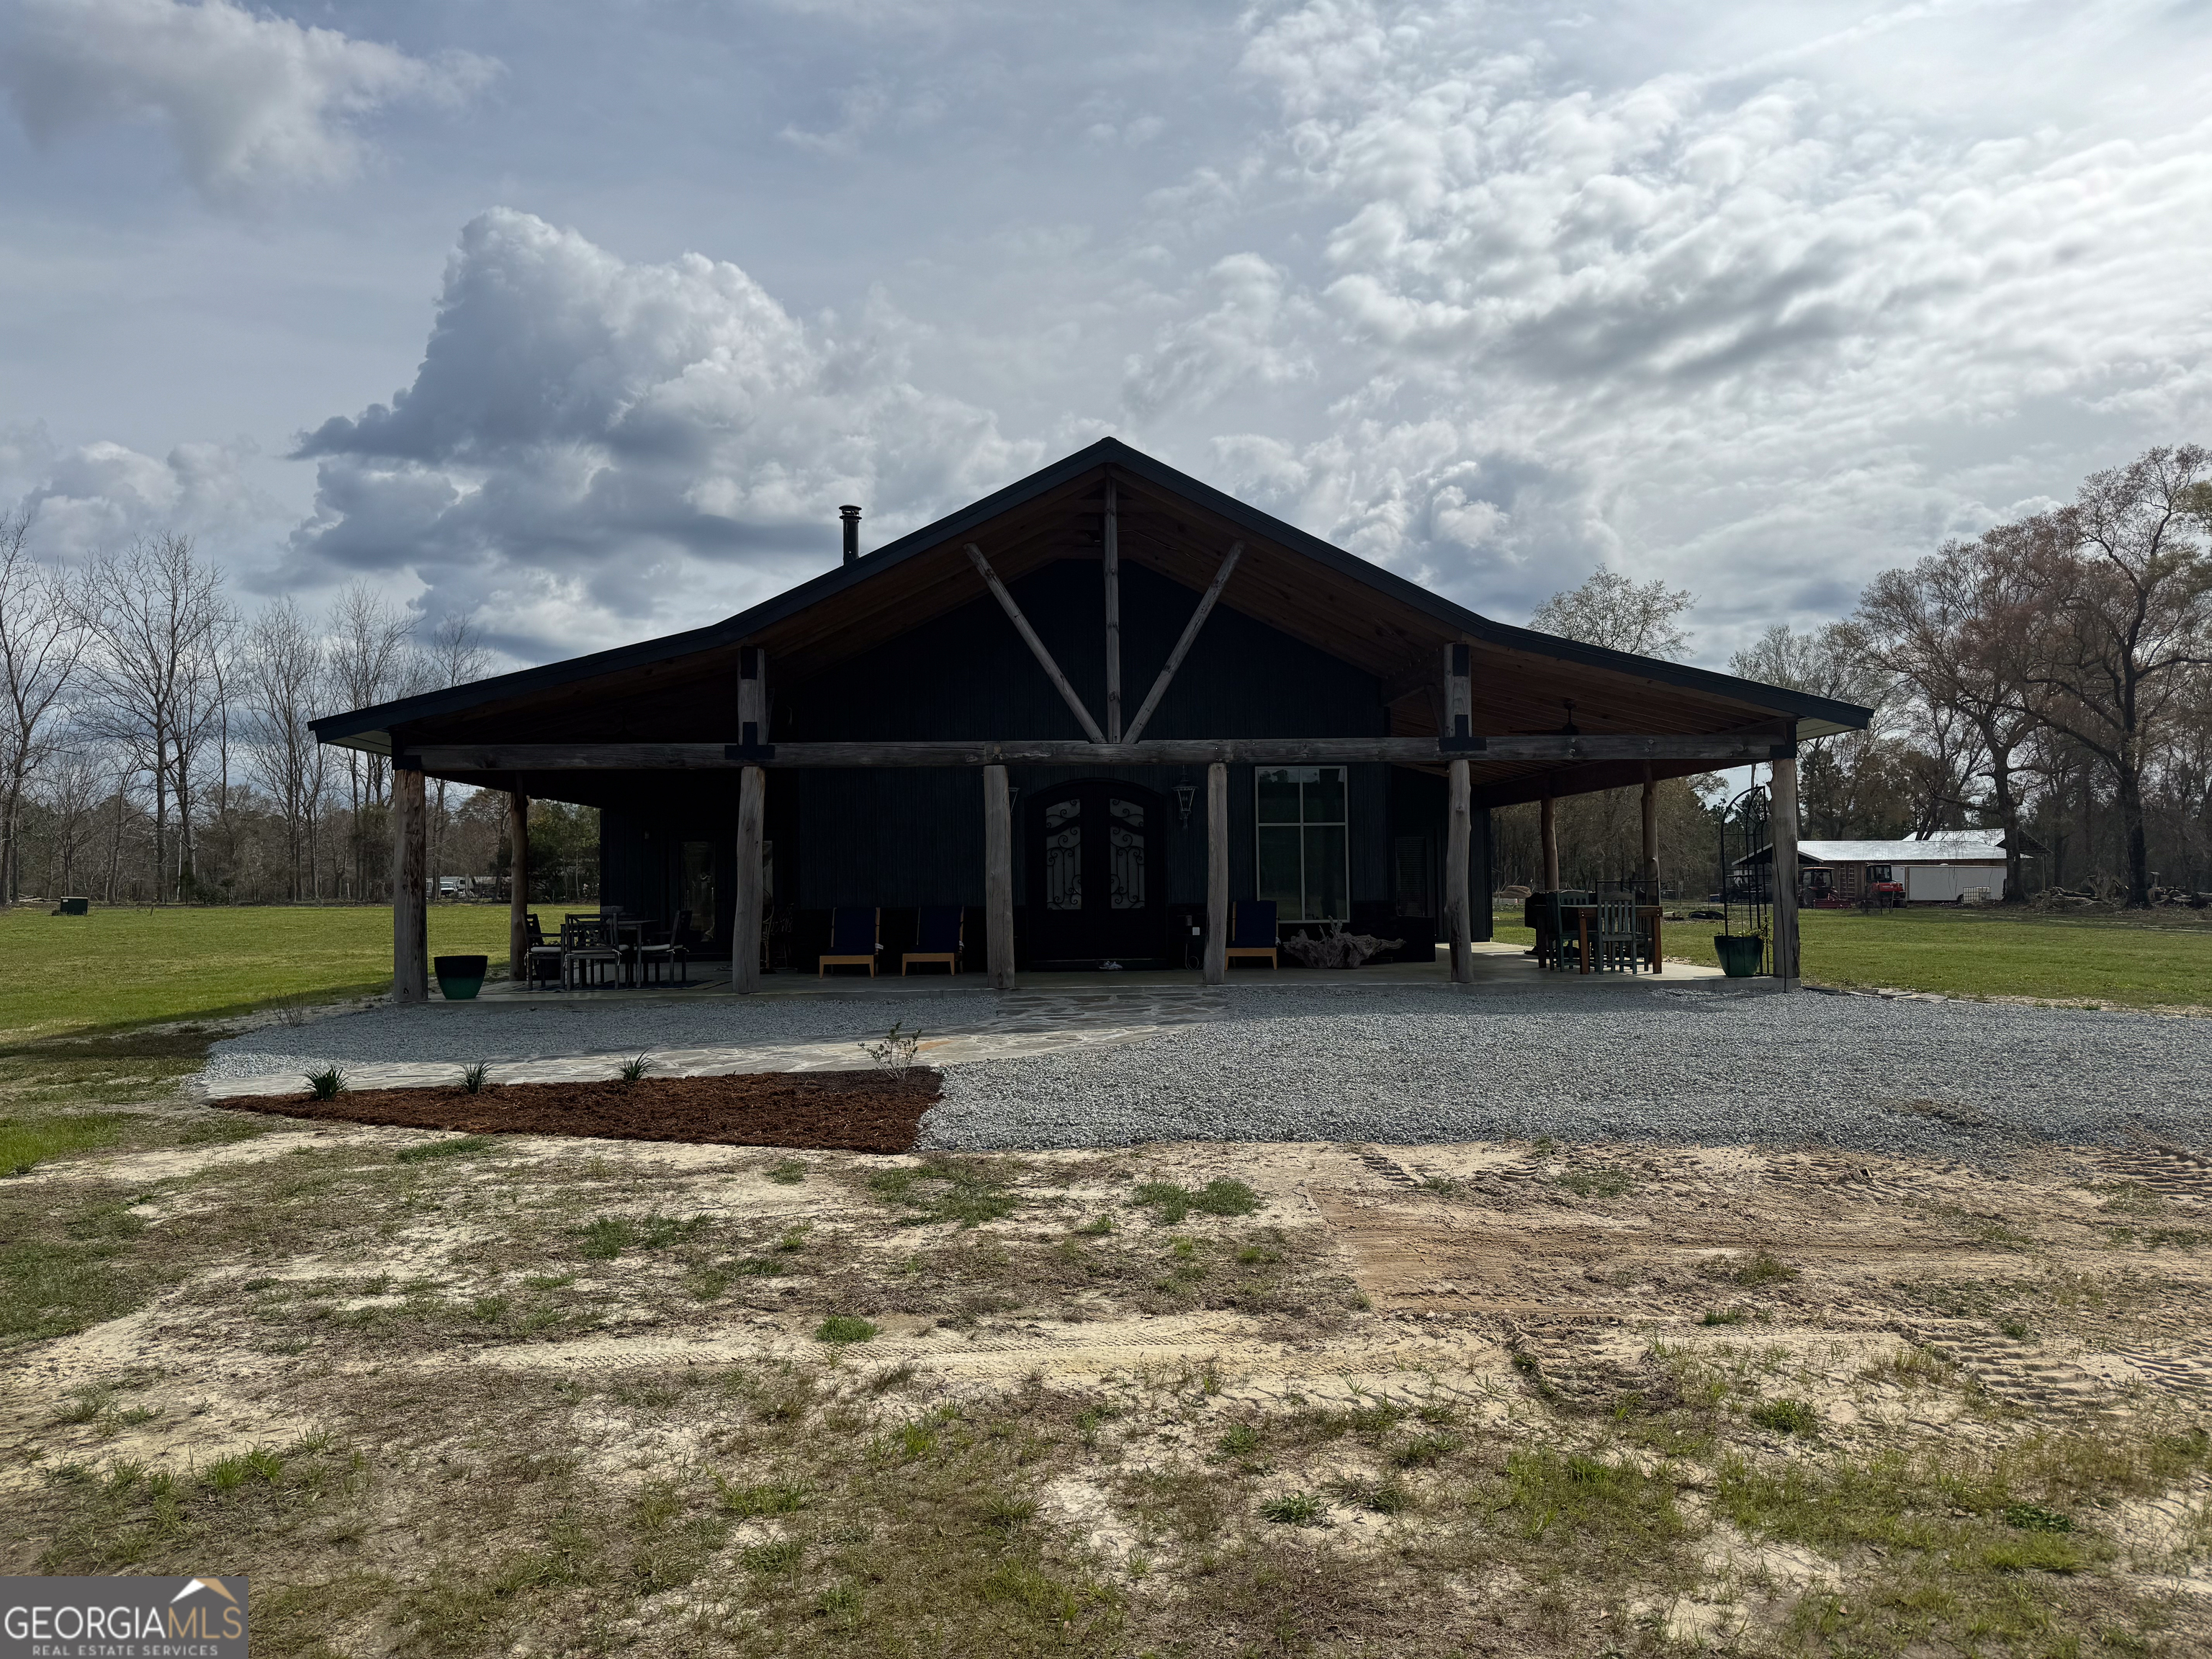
[1122,541,1242,743]
[1442,642,1475,749]
[965,542,1107,745]
[414,732,1791,772]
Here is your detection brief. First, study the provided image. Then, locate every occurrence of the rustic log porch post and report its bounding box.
[507,789,529,980]
[733,647,768,992]
[392,763,428,1003]
[1640,763,1659,904]
[1769,743,1802,991]
[1204,761,1228,984]
[734,769,765,992]
[1540,782,1560,891]
[1442,643,1473,983]
[1446,758,1473,983]
[984,763,1016,989]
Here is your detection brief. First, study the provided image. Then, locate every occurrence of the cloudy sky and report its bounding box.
[5,0,2211,671]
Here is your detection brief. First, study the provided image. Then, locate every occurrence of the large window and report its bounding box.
[1256,766,1349,922]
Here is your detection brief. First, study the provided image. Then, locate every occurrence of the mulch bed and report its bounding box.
[220,1069,939,1154]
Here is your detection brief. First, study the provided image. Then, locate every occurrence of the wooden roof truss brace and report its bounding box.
[963,541,1107,744]
[962,516,1246,749]
[1123,540,1241,743]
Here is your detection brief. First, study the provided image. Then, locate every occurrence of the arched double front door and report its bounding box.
[1025,779,1169,968]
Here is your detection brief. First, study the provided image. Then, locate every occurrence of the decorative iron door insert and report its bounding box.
[1025,780,1169,966]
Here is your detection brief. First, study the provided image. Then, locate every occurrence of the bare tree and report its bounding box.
[417,611,492,894]
[2000,447,2212,906]
[1730,622,1912,838]
[325,583,415,898]
[241,598,325,902]
[0,512,89,905]
[36,743,107,898]
[76,533,228,902]
[168,595,235,896]
[1530,569,1694,659]
[1856,529,2041,897]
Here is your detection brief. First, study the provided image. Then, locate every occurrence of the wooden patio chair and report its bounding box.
[1595,895,1642,974]
[1226,901,1280,968]
[902,907,964,975]
[523,912,565,990]
[561,915,622,990]
[819,907,881,976]
[1538,891,1582,972]
[633,913,689,986]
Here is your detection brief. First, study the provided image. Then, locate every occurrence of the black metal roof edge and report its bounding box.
[311,613,730,745]
[313,434,1872,745]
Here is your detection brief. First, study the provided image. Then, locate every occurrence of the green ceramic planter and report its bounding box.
[434,953,489,1000]
[1713,934,1766,978]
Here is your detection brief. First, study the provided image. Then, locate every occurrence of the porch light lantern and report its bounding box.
[1174,779,1196,828]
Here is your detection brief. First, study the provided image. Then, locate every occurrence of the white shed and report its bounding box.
[1736,835,2010,904]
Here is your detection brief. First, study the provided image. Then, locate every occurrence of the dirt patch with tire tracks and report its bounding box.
[6,1123,2210,1656]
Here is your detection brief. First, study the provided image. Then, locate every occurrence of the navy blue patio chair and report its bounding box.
[819,907,881,976]
[1226,900,1280,969]
[902,907,964,975]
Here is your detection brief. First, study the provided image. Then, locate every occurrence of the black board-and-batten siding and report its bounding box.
[597,557,1492,963]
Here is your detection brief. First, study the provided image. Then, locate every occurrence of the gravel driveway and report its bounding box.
[204,980,2212,1161]
[924,982,2212,1160]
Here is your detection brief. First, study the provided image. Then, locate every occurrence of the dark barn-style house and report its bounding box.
[313,439,1872,999]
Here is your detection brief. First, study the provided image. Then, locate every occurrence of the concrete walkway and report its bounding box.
[199,945,1730,1102]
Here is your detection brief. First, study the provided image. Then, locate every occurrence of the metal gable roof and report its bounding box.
[312,436,1874,752]
[1735,836,2010,868]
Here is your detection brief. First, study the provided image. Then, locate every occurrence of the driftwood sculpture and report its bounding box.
[1280,931,1404,969]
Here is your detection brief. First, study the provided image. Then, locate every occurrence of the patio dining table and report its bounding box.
[1526,898,1664,974]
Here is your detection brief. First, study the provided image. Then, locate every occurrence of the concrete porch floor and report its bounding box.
[454,940,1729,1006]
[204,941,1740,1102]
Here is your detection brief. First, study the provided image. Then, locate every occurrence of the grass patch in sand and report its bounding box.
[394,1135,500,1164]
[1,1192,154,1348]
[1130,1177,1261,1225]
[867,1156,1023,1227]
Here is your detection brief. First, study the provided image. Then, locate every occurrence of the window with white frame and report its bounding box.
[1256,766,1349,922]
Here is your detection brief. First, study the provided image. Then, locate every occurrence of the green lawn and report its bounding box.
[1496,904,2212,1008]
[0,904,566,1043]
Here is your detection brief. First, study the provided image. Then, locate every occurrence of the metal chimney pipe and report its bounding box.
[840,505,862,565]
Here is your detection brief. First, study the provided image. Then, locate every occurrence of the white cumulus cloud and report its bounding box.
[1169,0,2212,639]
[4,423,282,559]
[282,209,1040,659]
[1,0,495,207]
